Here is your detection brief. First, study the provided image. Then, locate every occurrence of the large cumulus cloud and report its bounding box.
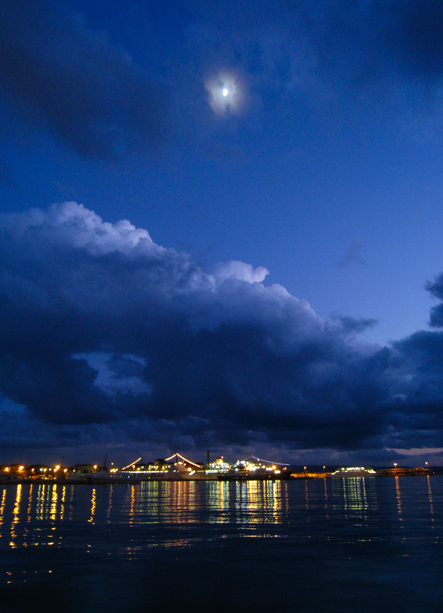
[1,201,442,459]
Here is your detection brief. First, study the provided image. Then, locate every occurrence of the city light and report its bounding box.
[0,452,437,483]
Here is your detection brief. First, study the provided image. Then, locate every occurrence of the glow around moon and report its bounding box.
[205,71,244,116]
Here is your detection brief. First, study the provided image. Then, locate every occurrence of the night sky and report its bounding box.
[1,0,443,466]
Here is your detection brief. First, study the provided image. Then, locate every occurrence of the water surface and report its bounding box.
[0,477,441,612]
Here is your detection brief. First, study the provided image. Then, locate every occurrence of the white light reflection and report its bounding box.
[107,484,113,524]
[324,476,330,521]
[395,476,402,522]
[427,475,436,541]
[342,477,369,522]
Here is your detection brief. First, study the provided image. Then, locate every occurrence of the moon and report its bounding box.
[205,71,244,116]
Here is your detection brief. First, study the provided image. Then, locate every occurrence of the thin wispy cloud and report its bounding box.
[337,241,367,269]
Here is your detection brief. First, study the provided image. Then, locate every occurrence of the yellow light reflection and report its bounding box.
[129,482,135,524]
[10,484,22,548]
[37,484,47,521]
[229,479,284,534]
[12,484,22,522]
[88,488,96,524]
[50,485,58,521]
[27,484,33,523]
[0,487,6,529]
[60,486,66,521]
[271,480,282,524]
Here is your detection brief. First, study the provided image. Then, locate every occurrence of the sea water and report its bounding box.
[0,477,441,612]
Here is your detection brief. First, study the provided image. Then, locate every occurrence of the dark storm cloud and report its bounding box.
[388,271,443,442]
[387,0,443,78]
[425,273,443,327]
[1,0,441,164]
[0,0,166,159]
[305,0,443,89]
[1,201,442,455]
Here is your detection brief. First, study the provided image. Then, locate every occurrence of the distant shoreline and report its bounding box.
[1,469,440,485]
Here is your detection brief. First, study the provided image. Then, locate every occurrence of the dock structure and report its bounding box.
[1,458,436,483]
[120,453,291,481]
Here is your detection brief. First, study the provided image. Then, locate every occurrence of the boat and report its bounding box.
[83,471,141,484]
[331,466,377,478]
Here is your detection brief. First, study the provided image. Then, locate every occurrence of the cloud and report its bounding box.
[212,260,269,283]
[1,201,443,460]
[0,0,167,159]
[386,0,443,78]
[2,0,440,164]
[336,241,366,268]
[176,0,443,140]
[292,1,443,85]
[425,273,443,327]
[204,71,246,116]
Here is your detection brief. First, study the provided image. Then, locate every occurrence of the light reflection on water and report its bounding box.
[0,477,442,612]
[0,477,441,548]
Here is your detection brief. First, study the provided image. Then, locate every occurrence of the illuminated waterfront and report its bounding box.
[0,477,442,612]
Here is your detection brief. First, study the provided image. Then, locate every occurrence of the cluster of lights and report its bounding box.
[206,457,231,474]
[331,467,377,476]
[120,453,288,478]
[231,457,288,475]
[122,452,203,476]
[0,457,432,483]
[1,463,94,479]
